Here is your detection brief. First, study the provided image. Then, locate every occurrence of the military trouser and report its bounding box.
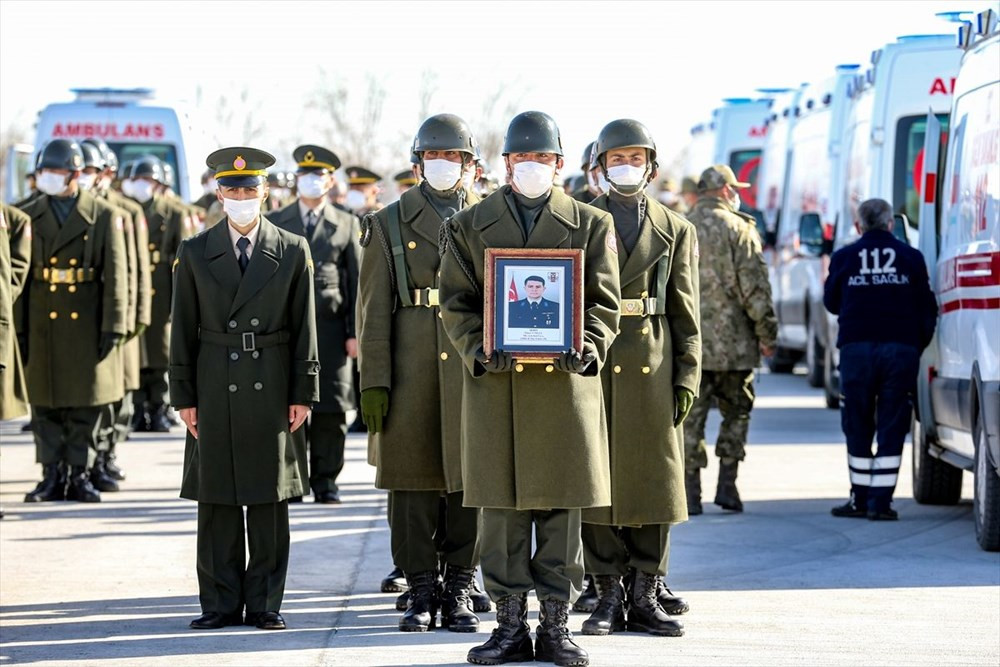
[390,489,480,574]
[581,523,670,577]
[197,501,290,615]
[684,370,755,470]
[840,342,918,513]
[95,403,117,453]
[31,405,101,467]
[305,411,347,495]
[113,392,134,451]
[134,367,168,411]
[480,508,584,603]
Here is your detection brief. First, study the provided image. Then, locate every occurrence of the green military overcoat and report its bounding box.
[583,195,701,527]
[106,190,152,391]
[0,204,30,420]
[20,191,128,408]
[170,217,319,506]
[357,185,479,492]
[140,194,189,370]
[439,185,621,510]
[269,199,360,414]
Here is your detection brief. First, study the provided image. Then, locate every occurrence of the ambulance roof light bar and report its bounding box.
[935,10,974,23]
[835,63,861,72]
[976,8,996,35]
[70,88,155,103]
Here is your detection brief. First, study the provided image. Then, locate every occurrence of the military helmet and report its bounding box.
[78,141,106,170]
[581,141,596,171]
[37,139,85,171]
[413,114,476,157]
[409,137,421,165]
[594,119,657,166]
[131,155,164,184]
[81,138,116,171]
[503,111,563,156]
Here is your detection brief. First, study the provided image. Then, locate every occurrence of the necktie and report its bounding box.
[305,210,317,238]
[236,237,250,274]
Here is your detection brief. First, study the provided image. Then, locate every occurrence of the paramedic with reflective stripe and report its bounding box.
[823,198,937,520]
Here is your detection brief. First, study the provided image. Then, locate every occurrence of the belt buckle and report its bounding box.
[622,299,644,316]
[426,289,439,307]
[242,332,256,352]
[55,269,75,284]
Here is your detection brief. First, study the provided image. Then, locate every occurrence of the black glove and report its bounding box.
[475,348,515,373]
[98,332,124,361]
[554,348,596,374]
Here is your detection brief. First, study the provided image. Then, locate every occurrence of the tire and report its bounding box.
[823,344,840,409]
[805,325,824,388]
[973,407,1000,551]
[766,347,797,374]
[911,414,963,505]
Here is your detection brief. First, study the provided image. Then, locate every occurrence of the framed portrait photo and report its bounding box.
[483,248,584,362]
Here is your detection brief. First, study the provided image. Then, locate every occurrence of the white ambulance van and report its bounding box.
[30,88,207,201]
[757,86,806,249]
[912,9,1000,552]
[683,97,771,210]
[769,66,859,382]
[822,33,962,408]
[3,143,34,203]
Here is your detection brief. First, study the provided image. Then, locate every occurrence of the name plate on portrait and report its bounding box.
[483,248,584,362]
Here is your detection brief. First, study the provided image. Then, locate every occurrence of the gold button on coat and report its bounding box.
[613,365,622,374]
[49,311,58,319]
[440,352,448,361]
[49,285,57,293]
[407,241,417,249]
[545,365,554,373]
[641,366,650,374]
[515,363,524,372]
[641,326,649,335]
[50,257,58,265]
[70,312,79,320]
[69,258,78,266]
[68,285,76,293]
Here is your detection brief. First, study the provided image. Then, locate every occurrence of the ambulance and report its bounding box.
[683,97,772,209]
[912,9,1000,552]
[822,32,962,408]
[756,85,806,248]
[768,65,858,382]
[28,88,207,201]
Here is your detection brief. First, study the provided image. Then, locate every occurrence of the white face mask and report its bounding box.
[224,197,261,225]
[596,171,610,194]
[462,168,476,191]
[36,170,70,196]
[511,161,555,199]
[121,178,135,198]
[131,179,156,203]
[422,159,463,192]
[606,164,648,196]
[296,173,329,199]
[345,189,367,211]
[728,191,742,211]
[77,173,97,191]
[98,175,113,192]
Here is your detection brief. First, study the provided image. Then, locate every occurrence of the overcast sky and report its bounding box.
[0,0,991,177]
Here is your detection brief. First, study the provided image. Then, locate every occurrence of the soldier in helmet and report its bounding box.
[83,138,153,487]
[126,156,192,432]
[268,144,359,505]
[577,119,699,639]
[358,114,484,634]
[683,165,776,515]
[439,111,620,667]
[19,139,128,503]
[569,141,605,204]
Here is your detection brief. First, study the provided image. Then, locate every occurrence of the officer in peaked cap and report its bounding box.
[19,139,129,504]
[393,169,419,196]
[344,166,384,216]
[267,144,359,505]
[171,146,319,631]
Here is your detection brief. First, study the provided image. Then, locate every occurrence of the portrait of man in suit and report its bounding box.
[507,275,560,329]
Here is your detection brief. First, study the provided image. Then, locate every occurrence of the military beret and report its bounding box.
[294,144,341,173]
[207,147,275,187]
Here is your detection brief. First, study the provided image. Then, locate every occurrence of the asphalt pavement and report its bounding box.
[1,371,998,666]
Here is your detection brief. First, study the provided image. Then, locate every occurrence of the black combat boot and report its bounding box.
[441,565,479,632]
[469,569,492,612]
[382,565,408,593]
[535,599,589,666]
[656,579,690,615]
[571,574,599,613]
[685,469,703,515]
[626,571,683,636]
[581,575,625,636]
[147,405,172,433]
[395,590,410,612]
[24,463,66,502]
[131,406,149,432]
[467,593,532,665]
[714,458,743,512]
[65,466,101,503]
[105,448,126,481]
[399,570,438,632]
[90,452,120,492]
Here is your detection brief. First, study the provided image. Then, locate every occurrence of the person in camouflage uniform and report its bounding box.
[682,165,776,515]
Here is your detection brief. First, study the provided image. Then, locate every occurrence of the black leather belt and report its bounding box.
[199,329,290,352]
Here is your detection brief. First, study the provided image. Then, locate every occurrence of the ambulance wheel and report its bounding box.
[973,407,1000,552]
[766,347,797,374]
[911,414,962,505]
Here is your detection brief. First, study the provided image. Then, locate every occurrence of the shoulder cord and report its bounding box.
[360,212,399,312]
[439,220,480,297]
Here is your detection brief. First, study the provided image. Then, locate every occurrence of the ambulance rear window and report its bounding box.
[108,143,179,184]
[893,114,949,229]
[728,149,762,209]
